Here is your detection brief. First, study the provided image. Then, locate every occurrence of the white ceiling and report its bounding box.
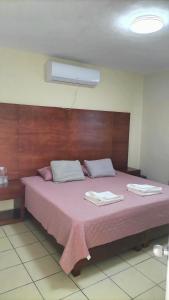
[0,0,169,73]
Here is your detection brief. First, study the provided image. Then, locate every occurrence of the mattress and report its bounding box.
[22,172,169,273]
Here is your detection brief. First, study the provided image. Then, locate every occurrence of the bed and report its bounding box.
[1,103,169,275]
[22,171,169,274]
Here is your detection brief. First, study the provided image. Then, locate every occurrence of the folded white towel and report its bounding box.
[127,184,162,192]
[84,191,124,206]
[86,191,118,200]
[127,184,162,196]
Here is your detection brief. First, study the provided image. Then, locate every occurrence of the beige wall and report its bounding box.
[140,71,169,183]
[0,48,143,168]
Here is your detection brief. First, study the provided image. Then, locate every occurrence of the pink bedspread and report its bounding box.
[22,172,169,273]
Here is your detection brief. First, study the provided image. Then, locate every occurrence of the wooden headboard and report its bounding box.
[0,103,130,179]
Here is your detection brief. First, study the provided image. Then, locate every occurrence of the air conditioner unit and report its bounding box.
[46,61,100,87]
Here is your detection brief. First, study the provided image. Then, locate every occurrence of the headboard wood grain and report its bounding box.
[0,103,130,179]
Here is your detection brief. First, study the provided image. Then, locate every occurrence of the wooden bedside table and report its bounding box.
[0,180,25,225]
[122,167,141,177]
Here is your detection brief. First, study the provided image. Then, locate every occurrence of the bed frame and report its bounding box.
[0,103,168,276]
[27,211,169,276]
[71,224,169,276]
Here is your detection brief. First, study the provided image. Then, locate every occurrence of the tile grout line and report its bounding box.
[7,239,40,249]
[78,275,132,299]
[118,253,153,267]
[155,257,168,266]
[0,261,22,272]
[24,265,62,282]
[156,280,166,291]
[34,272,81,300]
[110,274,160,300]
[23,265,45,300]
[2,228,30,237]
[94,260,131,278]
[0,282,37,297]
[108,276,134,299]
[131,258,167,286]
[69,273,108,294]
[61,288,90,300]
[79,289,91,300]
[132,284,166,299]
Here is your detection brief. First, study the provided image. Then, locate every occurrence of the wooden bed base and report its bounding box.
[26,212,169,276]
[71,224,169,276]
[24,184,169,277]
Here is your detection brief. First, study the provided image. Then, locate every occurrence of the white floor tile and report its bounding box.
[111,267,154,298]
[135,258,167,283]
[35,272,79,300]
[0,249,21,270]
[120,249,150,266]
[134,286,165,300]
[0,283,43,300]
[83,278,131,300]
[8,231,38,248]
[63,291,88,300]
[0,227,5,238]
[0,264,32,294]
[96,256,130,276]
[155,255,168,265]
[24,255,61,281]
[70,264,106,289]
[16,242,48,262]
[3,222,29,236]
[159,281,166,290]
[0,237,13,252]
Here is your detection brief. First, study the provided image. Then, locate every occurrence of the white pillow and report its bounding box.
[84,158,116,178]
[51,160,85,182]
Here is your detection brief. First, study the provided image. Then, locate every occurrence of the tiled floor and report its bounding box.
[0,218,167,299]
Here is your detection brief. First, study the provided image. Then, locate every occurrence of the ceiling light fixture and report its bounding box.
[130,15,164,34]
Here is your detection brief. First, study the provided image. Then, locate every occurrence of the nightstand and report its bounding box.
[0,180,25,225]
[122,167,141,177]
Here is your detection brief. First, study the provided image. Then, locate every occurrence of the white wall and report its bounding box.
[1,48,169,185]
[0,48,143,168]
[140,71,169,183]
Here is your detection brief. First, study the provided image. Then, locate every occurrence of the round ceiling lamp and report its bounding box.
[130,15,164,34]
